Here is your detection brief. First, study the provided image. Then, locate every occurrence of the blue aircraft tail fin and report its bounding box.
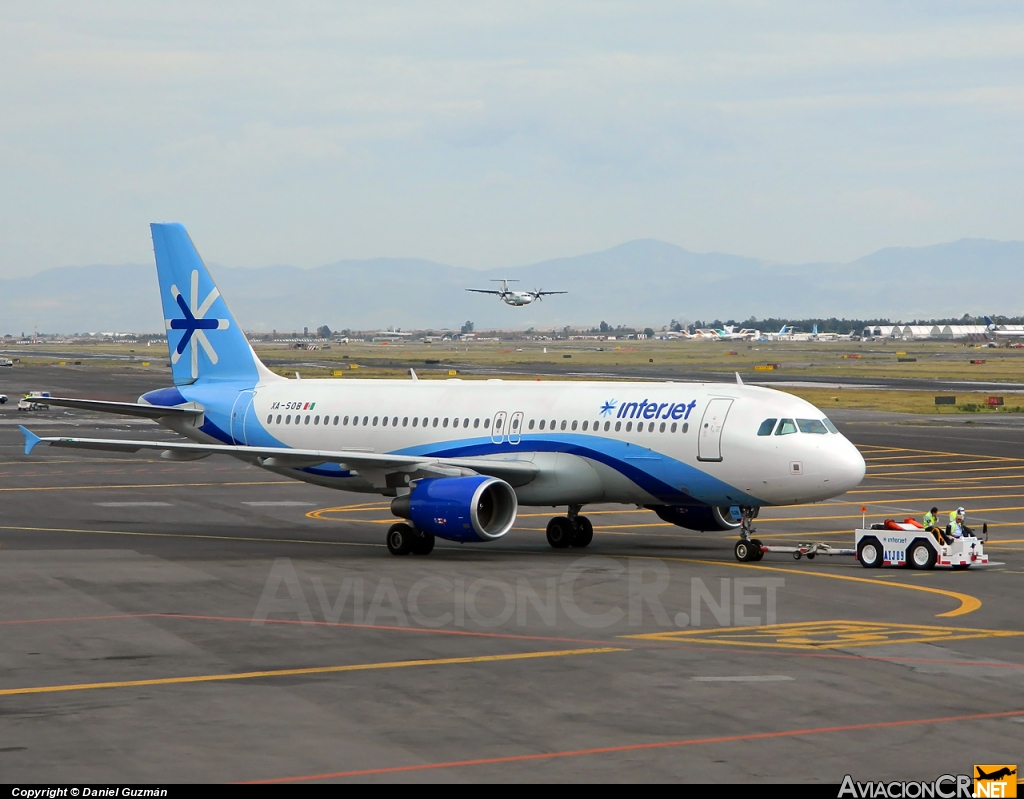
[151,223,278,386]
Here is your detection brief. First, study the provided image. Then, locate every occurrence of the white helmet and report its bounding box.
[957,507,965,514]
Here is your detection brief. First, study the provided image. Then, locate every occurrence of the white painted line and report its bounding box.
[242,501,316,507]
[690,675,794,682]
[95,502,172,507]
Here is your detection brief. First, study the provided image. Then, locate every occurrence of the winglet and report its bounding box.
[735,372,743,385]
[19,425,41,455]
[410,368,418,381]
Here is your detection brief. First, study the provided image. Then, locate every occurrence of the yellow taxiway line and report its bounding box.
[647,556,981,618]
[0,647,625,698]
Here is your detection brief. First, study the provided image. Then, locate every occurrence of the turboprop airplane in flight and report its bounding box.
[466,279,567,306]
[20,224,865,560]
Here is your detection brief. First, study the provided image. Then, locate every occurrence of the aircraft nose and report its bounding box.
[834,439,866,491]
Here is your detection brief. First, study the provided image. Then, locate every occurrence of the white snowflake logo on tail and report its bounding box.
[165,269,230,379]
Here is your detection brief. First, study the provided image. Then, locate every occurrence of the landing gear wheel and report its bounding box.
[386,523,415,556]
[749,539,764,561]
[570,516,593,548]
[734,539,757,562]
[909,540,936,570]
[857,537,883,568]
[546,516,575,549]
[411,531,435,556]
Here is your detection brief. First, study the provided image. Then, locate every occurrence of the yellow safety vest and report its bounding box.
[923,512,936,528]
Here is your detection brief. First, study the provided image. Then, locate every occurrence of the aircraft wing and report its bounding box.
[465,289,503,295]
[19,426,539,487]
[32,397,204,419]
[534,291,568,296]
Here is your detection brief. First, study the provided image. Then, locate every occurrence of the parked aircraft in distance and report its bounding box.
[466,279,567,307]
[20,224,865,561]
[984,316,1024,339]
[784,324,817,342]
[716,326,760,342]
[760,324,792,341]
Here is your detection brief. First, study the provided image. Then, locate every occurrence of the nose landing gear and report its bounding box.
[734,506,764,562]
[546,505,594,549]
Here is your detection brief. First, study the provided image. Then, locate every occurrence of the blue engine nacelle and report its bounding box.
[390,476,518,543]
[648,504,742,532]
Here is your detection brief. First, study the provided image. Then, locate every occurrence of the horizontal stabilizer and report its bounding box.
[22,434,539,486]
[36,397,204,419]
[19,426,41,456]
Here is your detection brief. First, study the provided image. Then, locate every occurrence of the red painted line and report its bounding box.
[243,707,1024,783]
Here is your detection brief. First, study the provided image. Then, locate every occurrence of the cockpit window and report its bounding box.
[757,419,777,436]
[797,418,828,434]
[822,418,839,434]
[775,418,797,435]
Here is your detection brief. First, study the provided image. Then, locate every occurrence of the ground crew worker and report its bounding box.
[948,507,967,538]
[924,507,946,543]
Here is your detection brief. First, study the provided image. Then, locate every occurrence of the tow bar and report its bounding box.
[757,542,856,560]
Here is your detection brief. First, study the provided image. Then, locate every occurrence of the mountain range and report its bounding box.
[1,238,1021,334]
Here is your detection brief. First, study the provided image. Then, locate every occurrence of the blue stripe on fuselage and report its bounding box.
[396,433,761,506]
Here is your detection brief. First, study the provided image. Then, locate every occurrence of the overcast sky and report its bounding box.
[1,1,1022,277]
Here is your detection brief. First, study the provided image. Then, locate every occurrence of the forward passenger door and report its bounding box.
[697,398,733,462]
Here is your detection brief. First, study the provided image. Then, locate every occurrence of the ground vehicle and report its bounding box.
[0,394,7,404]
[855,519,988,570]
[17,392,50,411]
[0,358,12,367]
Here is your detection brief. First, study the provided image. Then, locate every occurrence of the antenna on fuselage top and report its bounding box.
[409,368,418,381]
[735,372,743,385]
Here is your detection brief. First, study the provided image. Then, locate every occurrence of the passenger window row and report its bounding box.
[266,414,494,429]
[526,419,690,434]
[264,412,691,434]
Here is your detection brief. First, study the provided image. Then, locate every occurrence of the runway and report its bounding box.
[1,368,1023,782]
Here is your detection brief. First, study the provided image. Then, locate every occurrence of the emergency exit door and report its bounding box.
[508,411,524,444]
[697,398,733,462]
[491,411,507,444]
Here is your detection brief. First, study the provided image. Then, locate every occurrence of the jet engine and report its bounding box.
[391,476,518,543]
[648,504,742,532]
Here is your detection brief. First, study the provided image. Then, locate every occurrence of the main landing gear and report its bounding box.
[734,506,764,562]
[546,505,593,549]
[386,523,435,556]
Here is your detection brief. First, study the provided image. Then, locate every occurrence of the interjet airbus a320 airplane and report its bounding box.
[20,224,866,560]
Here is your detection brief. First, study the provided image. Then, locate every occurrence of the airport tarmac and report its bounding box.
[447,362,1024,392]
[1,368,1024,783]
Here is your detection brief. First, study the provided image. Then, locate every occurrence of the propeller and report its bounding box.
[533,288,544,301]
